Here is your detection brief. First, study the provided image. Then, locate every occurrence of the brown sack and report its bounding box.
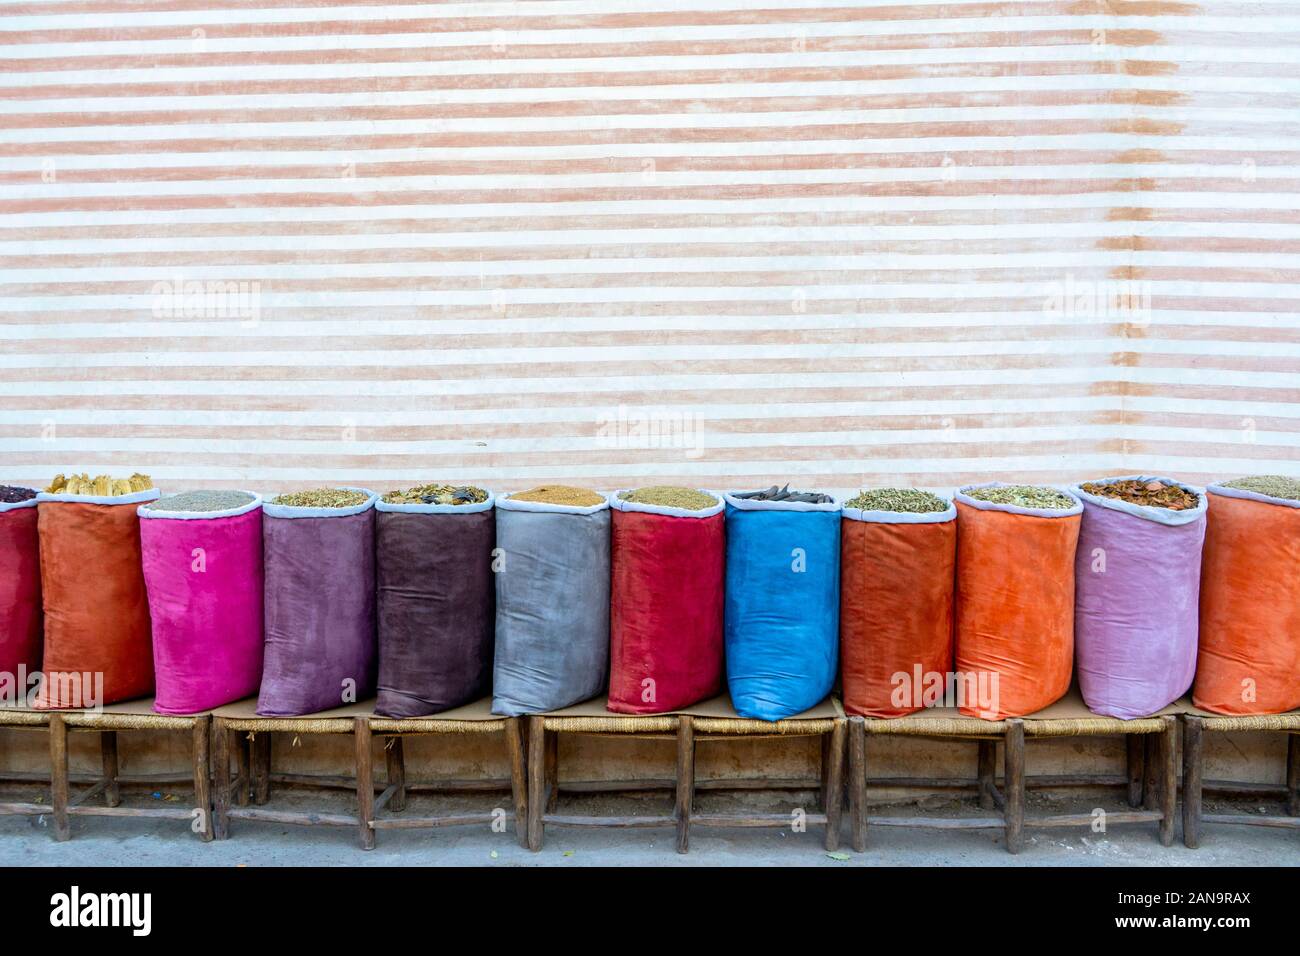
[840,505,956,717]
[36,492,158,708]
[954,486,1082,719]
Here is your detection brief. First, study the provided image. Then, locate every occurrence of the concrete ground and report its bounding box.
[1,782,1295,865]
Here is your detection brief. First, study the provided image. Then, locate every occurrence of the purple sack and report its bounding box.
[375,493,496,718]
[1071,475,1207,719]
[257,489,378,717]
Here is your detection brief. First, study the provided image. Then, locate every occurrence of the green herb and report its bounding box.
[1220,475,1300,502]
[843,488,949,514]
[965,484,1075,510]
[271,488,369,508]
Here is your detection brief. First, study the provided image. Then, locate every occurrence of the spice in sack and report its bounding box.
[0,486,36,504]
[1079,478,1198,511]
[382,483,488,506]
[965,484,1075,510]
[271,488,369,508]
[45,473,153,496]
[509,485,604,507]
[618,486,717,511]
[1220,474,1300,502]
[844,488,948,513]
[145,490,255,513]
[731,483,834,504]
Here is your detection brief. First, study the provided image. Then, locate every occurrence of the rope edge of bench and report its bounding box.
[1198,714,1300,732]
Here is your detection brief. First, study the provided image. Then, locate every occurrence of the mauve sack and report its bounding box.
[607,491,725,714]
[0,492,42,689]
[257,489,378,717]
[1071,476,1206,719]
[35,488,160,708]
[375,493,496,718]
[139,493,265,715]
[491,496,610,716]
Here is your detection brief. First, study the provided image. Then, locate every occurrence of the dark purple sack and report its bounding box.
[257,489,378,716]
[375,494,496,718]
[1071,475,1206,719]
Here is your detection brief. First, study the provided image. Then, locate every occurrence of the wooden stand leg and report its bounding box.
[1126,734,1145,809]
[192,715,213,843]
[848,717,866,852]
[504,717,528,848]
[235,732,251,807]
[526,717,545,851]
[354,717,375,850]
[100,730,121,808]
[1004,719,1025,855]
[1158,717,1176,847]
[977,739,996,810]
[823,718,845,851]
[1182,716,1203,849]
[1142,734,1159,811]
[50,714,71,842]
[1287,733,1299,817]
[213,720,231,841]
[385,737,406,812]
[252,732,271,805]
[544,727,559,813]
[675,716,694,854]
[819,734,831,812]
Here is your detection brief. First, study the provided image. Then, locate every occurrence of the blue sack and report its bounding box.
[723,493,841,720]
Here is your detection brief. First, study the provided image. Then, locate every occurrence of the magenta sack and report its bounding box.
[1070,476,1207,719]
[138,492,264,715]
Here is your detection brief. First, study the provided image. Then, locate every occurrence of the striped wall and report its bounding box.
[1,0,1297,496]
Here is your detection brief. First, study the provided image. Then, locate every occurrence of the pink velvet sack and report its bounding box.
[138,493,264,715]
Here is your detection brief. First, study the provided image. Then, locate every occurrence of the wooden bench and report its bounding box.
[526,695,846,853]
[45,700,213,842]
[212,698,527,849]
[0,708,53,822]
[847,689,1179,853]
[367,702,527,850]
[1182,708,1300,847]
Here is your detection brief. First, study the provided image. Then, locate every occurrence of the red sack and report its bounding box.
[607,492,725,714]
[0,493,43,692]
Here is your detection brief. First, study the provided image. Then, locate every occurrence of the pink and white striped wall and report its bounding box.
[1,0,1297,495]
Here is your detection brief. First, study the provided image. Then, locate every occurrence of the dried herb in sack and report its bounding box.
[46,473,153,496]
[965,484,1075,510]
[844,488,948,514]
[618,486,717,511]
[732,483,833,504]
[382,483,488,506]
[509,485,604,507]
[1220,475,1300,502]
[1079,478,1199,511]
[0,486,36,504]
[145,491,255,513]
[271,488,368,508]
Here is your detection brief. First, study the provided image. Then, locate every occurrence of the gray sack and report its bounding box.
[491,501,611,715]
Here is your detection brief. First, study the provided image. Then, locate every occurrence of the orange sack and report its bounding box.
[36,491,158,708]
[1193,487,1300,715]
[954,486,1081,719]
[840,506,956,717]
